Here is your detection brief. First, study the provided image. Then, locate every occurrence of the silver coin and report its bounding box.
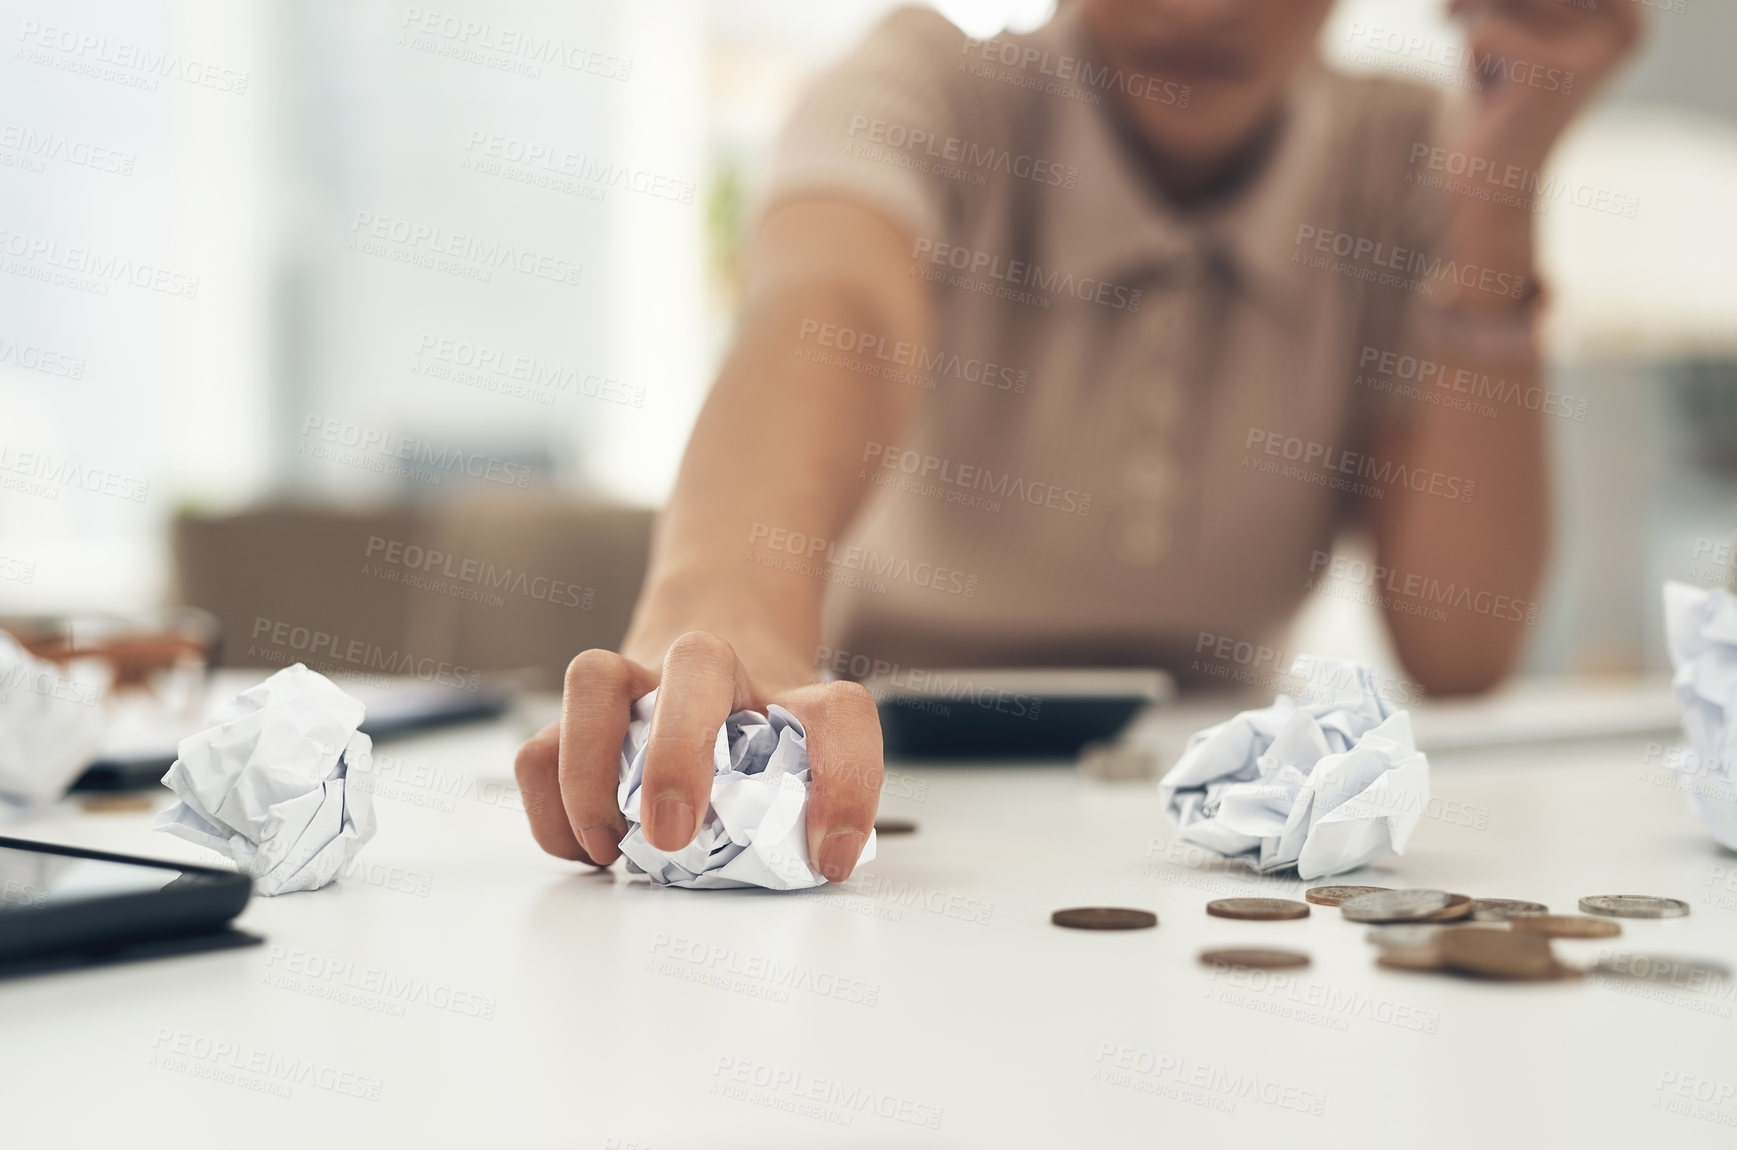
[1591,953,1730,986]
[1364,924,1443,950]
[1468,898,1549,922]
[1579,895,1691,919]
[1341,889,1454,923]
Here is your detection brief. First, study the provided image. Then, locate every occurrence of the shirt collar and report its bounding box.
[1033,9,1326,314]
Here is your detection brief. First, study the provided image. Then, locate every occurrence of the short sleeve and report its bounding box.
[757,7,979,243]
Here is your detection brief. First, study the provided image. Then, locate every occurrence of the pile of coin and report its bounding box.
[1340,890,1473,924]
[1348,890,1694,981]
[1051,889,1716,989]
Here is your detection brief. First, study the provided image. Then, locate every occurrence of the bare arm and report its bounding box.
[1375,0,1641,695]
[1372,196,1549,696]
[515,197,928,880]
[623,198,929,687]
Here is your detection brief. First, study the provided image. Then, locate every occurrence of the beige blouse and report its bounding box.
[763,5,1447,680]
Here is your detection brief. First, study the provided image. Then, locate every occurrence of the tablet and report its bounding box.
[866,667,1174,760]
[0,836,254,968]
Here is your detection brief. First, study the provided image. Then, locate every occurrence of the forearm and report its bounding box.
[623,202,927,691]
[1377,202,1551,695]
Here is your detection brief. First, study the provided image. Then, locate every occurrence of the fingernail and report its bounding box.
[818,831,867,882]
[651,798,696,848]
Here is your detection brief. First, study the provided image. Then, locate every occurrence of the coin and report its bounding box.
[1305,885,1391,907]
[1377,946,1443,972]
[1051,907,1158,931]
[1341,889,1453,923]
[1437,927,1561,980]
[873,819,918,835]
[1510,914,1621,939]
[1579,895,1691,919]
[1365,924,1443,950]
[1468,898,1549,922]
[1420,894,1475,922]
[1199,947,1311,970]
[1206,897,1311,921]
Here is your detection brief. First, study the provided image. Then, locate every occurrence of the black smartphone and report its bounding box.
[0,835,255,972]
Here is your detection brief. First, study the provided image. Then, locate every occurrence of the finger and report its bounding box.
[786,680,884,882]
[641,632,754,851]
[558,649,658,864]
[513,721,592,862]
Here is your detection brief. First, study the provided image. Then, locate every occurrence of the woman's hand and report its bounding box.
[1449,0,1644,171]
[513,631,884,882]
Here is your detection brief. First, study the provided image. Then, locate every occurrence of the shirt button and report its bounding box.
[1117,519,1167,566]
[1120,450,1175,501]
[1129,383,1180,426]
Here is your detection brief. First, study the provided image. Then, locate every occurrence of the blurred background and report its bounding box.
[3,0,1735,691]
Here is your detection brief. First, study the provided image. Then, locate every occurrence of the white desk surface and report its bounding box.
[5,707,1736,1149]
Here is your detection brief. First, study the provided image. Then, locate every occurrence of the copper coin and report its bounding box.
[1437,927,1561,980]
[873,819,918,835]
[1199,947,1311,970]
[1579,895,1690,919]
[1305,885,1391,907]
[1510,914,1621,940]
[1419,893,1475,922]
[1468,898,1549,922]
[1377,946,1443,972]
[1052,907,1158,931]
[1206,898,1310,921]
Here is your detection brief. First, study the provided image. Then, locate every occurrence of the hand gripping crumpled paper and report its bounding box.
[155,663,376,895]
[1158,657,1430,880]
[616,690,875,890]
[0,630,112,806]
[1663,581,1737,850]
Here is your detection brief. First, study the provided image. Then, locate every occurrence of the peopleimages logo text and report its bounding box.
[747,524,977,598]
[1294,225,1526,299]
[959,36,1190,107]
[365,536,592,609]
[861,441,1090,515]
[249,618,481,690]
[846,116,1078,188]
[1244,429,1474,503]
[300,415,532,488]
[911,238,1142,311]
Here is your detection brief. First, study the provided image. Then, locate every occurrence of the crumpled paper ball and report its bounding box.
[1663,581,1737,850]
[155,663,376,895]
[617,690,875,890]
[0,630,112,805]
[1158,657,1430,880]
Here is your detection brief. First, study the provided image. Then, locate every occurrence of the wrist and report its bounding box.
[623,570,821,694]
[1443,199,1536,282]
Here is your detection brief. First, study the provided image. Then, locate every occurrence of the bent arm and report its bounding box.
[621,198,930,690]
[1373,0,1641,695]
[1373,200,1550,696]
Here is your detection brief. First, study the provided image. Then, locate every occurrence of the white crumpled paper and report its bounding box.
[1159,657,1430,880]
[1663,581,1737,850]
[617,690,875,890]
[155,663,376,895]
[0,631,112,806]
